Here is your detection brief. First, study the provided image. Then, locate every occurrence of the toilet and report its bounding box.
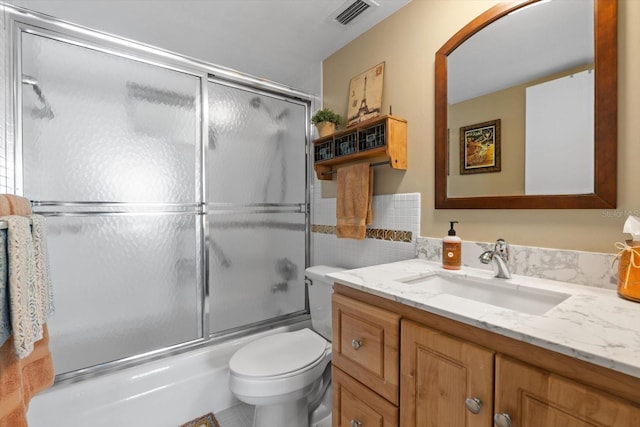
[228,265,344,427]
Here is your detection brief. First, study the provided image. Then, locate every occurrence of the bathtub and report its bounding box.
[27,322,310,427]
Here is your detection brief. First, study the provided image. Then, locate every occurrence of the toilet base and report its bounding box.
[309,380,332,427]
[252,398,309,427]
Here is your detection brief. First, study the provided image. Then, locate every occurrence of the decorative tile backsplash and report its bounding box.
[311,224,412,242]
[416,237,618,290]
[311,192,420,269]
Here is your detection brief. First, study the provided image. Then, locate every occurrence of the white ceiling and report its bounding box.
[5,0,411,95]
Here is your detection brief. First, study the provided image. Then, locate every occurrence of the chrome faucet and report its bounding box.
[479,238,512,279]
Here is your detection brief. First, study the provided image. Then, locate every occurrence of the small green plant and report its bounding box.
[311,108,343,126]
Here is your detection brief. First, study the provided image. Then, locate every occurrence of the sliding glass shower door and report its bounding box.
[15,20,310,380]
[21,32,203,376]
[206,81,308,334]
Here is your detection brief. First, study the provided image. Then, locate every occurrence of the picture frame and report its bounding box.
[347,62,384,127]
[459,119,501,174]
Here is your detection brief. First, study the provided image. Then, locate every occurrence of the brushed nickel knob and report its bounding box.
[465,397,482,414]
[350,419,362,427]
[494,413,512,427]
[351,339,363,350]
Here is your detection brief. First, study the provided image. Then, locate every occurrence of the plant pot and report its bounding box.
[315,121,336,138]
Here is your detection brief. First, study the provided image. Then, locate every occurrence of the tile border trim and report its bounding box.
[312,224,412,242]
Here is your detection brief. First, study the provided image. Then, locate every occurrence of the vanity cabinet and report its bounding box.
[332,284,640,427]
[496,355,640,426]
[331,293,401,426]
[333,367,398,427]
[400,320,494,426]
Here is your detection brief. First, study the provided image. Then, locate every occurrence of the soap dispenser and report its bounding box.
[443,221,461,270]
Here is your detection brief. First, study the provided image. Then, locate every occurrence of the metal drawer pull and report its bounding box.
[351,339,363,350]
[494,413,512,427]
[350,419,362,427]
[465,397,482,414]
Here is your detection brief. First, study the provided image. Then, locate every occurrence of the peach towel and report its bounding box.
[336,163,373,239]
[0,326,54,427]
[0,194,54,427]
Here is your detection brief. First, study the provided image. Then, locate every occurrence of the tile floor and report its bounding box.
[215,403,254,427]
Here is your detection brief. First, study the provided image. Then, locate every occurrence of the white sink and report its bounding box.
[400,273,570,315]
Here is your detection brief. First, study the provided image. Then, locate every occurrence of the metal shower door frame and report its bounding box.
[1,3,313,384]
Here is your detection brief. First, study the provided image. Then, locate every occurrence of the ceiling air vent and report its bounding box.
[334,0,373,25]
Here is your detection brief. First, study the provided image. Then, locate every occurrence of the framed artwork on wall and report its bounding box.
[459,119,501,174]
[347,62,384,126]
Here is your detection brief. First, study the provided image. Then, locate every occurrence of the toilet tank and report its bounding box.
[305,265,346,341]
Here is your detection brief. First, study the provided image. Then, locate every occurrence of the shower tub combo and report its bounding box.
[0,4,314,425]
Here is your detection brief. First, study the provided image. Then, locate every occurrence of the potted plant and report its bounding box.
[311,108,343,137]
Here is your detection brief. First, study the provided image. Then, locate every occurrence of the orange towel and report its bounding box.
[3,195,33,216]
[0,326,54,427]
[336,163,373,239]
[0,194,55,427]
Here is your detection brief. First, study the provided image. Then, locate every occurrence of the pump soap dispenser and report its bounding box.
[443,221,461,270]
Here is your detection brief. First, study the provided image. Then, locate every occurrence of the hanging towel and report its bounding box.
[3,195,33,216]
[3,215,40,358]
[0,230,8,347]
[0,325,54,427]
[30,215,54,321]
[336,163,373,239]
[0,194,55,427]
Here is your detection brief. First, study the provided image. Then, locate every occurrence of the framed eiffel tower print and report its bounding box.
[347,62,384,127]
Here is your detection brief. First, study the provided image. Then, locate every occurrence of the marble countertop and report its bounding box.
[328,258,640,379]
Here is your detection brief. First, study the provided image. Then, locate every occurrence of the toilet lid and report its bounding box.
[229,328,328,378]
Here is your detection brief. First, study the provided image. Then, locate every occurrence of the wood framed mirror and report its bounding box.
[435,0,617,209]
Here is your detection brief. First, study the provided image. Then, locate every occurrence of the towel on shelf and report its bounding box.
[0,194,55,427]
[336,162,373,239]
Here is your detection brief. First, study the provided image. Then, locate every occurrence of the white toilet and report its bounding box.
[228,265,344,427]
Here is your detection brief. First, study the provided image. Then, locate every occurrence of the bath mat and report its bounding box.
[180,412,221,427]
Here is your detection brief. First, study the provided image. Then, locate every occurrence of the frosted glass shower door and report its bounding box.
[20,32,202,375]
[207,81,308,333]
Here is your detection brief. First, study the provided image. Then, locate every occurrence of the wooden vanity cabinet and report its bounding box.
[400,320,494,427]
[332,284,640,427]
[333,367,398,427]
[496,355,640,427]
[332,293,401,426]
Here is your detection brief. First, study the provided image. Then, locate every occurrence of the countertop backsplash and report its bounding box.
[311,183,618,290]
[416,237,618,290]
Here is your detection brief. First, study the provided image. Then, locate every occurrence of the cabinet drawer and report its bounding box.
[332,293,401,404]
[333,366,398,427]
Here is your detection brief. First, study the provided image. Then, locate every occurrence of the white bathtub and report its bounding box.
[27,322,310,427]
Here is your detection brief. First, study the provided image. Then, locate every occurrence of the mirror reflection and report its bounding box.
[448,0,593,197]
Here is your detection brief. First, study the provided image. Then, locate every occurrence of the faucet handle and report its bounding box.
[494,238,509,260]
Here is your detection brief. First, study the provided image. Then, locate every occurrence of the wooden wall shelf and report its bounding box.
[312,115,407,180]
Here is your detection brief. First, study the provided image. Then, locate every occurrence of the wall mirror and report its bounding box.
[435,0,617,209]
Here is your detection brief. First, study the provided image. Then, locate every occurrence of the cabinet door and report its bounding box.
[495,355,640,427]
[332,293,401,404]
[333,366,398,427]
[400,320,494,427]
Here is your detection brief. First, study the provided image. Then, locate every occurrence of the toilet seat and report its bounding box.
[228,328,332,402]
[230,328,328,379]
